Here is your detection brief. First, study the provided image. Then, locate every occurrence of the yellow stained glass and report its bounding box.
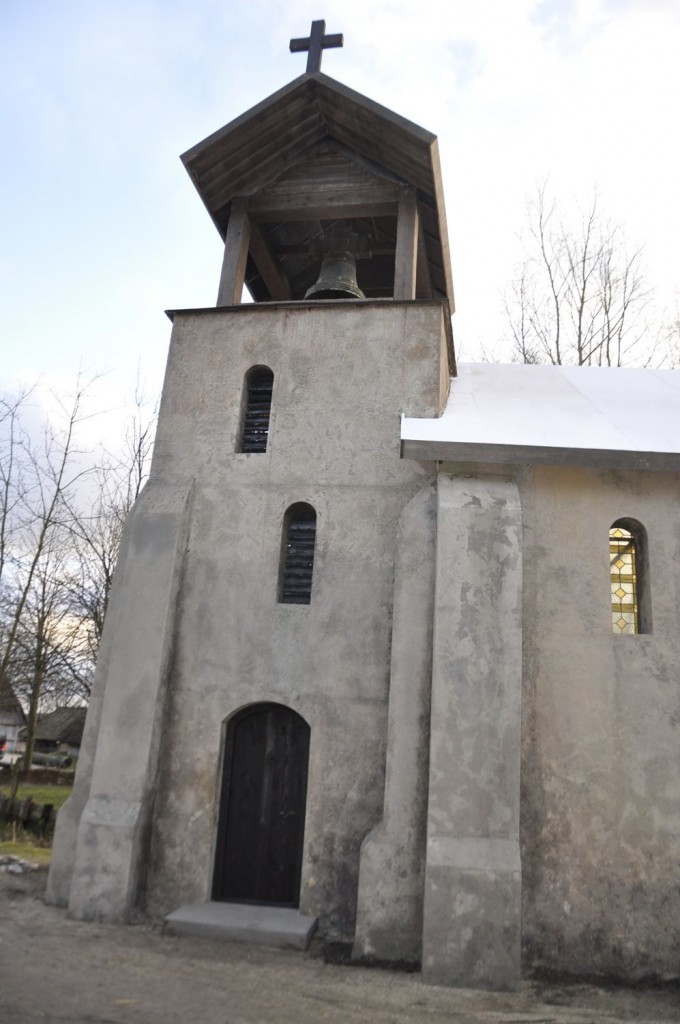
[610,527,638,634]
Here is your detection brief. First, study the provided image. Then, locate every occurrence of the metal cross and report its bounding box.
[289,20,343,74]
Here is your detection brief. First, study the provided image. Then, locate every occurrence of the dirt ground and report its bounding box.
[1,869,678,1024]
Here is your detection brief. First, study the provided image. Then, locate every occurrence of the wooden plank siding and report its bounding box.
[198,121,327,213]
[193,101,325,196]
[319,123,434,196]
[248,148,400,222]
[316,100,435,191]
[260,147,398,194]
[323,139,409,186]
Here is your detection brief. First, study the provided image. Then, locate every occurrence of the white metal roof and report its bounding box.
[401,363,680,471]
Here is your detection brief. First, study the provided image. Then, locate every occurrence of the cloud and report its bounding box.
[1,0,678,383]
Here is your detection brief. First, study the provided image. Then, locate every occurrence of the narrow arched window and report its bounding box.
[239,366,273,453]
[609,519,651,634]
[279,503,316,604]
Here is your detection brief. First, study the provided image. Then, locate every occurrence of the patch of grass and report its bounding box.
[0,838,51,866]
[0,783,72,810]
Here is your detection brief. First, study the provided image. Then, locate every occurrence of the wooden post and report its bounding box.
[217,198,251,306]
[416,219,433,298]
[394,186,419,300]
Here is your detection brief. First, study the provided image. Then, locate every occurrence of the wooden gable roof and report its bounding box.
[181,73,454,309]
[31,706,87,747]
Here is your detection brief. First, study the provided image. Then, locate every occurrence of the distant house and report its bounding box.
[22,707,87,758]
[0,679,25,758]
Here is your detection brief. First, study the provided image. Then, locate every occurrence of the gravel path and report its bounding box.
[1,868,678,1024]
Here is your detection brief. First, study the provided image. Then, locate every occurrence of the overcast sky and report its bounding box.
[2,0,679,438]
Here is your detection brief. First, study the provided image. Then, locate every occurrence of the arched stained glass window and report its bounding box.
[239,366,273,453]
[609,519,651,634]
[279,503,316,605]
[610,525,638,633]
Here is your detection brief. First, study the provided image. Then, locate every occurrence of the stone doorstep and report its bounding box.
[163,901,318,951]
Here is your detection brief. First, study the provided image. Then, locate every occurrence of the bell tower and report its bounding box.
[48,20,473,986]
[180,28,455,330]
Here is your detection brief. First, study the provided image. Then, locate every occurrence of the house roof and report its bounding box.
[401,363,680,471]
[181,72,454,307]
[27,707,87,747]
[0,679,25,727]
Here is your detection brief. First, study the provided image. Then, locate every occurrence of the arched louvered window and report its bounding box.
[609,518,651,634]
[239,366,273,453]
[279,503,316,605]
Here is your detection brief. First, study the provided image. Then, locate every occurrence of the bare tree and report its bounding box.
[0,376,157,766]
[667,302,680,368]
[64,386,156,670]
[0,379,100,765]
[7,532,88,767]
[0,391,34,734]
[0,382,92,680]
[505,184,658,367]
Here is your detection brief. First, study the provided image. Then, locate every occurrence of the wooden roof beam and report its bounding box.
[248,191,397,222]
[248,222,292,301]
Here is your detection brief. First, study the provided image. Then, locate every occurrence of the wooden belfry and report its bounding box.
[180,21,453,336]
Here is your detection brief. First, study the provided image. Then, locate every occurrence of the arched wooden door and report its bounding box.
[213,703,310,907]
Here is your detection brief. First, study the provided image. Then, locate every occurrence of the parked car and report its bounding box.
[30,751,74,769]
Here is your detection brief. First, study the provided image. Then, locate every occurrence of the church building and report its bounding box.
[47,23,680,990]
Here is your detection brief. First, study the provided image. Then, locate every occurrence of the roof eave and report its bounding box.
[400,437,680,472]
[180,72,438,168]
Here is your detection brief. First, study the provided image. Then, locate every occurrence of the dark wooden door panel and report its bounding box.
[214,704,309,906]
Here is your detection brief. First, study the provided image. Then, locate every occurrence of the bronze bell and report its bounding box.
[304,251,365,300]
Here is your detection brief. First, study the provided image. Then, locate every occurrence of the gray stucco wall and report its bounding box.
[422,473,523,989]
[136,301,446,937]
[352,479,436,963]
[49,292,679,983]
[520,464,680,980]
[50,482,193,919]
